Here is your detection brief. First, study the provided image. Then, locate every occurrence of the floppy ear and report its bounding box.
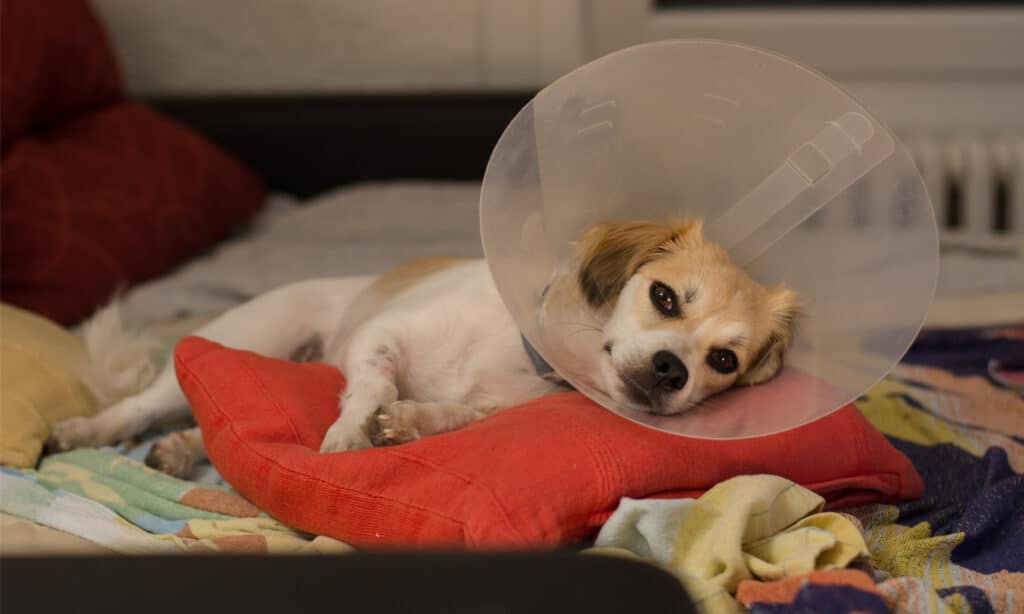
[576,219,701,309]
[737,286,801,386]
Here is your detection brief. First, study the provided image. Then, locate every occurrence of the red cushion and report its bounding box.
[1,102,264,324]
[1,0,122,149]
[176,336,924,549]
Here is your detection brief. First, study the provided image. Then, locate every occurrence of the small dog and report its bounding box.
[49,219,799,476]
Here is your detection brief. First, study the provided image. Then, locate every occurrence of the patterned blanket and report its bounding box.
[845,359,1023,614]
[1,324,1020,614]
[587,325,1022,613]
[0,448,350,554]
[743,325,1024,613]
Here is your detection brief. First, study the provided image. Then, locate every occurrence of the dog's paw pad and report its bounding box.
[366,405,418,447]
[145,432,194,478]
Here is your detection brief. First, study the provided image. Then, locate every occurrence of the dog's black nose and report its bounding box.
[652,350,688,391]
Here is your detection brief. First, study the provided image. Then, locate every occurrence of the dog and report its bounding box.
[48,218,799,477]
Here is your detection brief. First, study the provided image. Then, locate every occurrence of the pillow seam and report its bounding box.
[383,448,531,544]
[238,356,307,447]
[179,354,473,546]
[852,413,906,495]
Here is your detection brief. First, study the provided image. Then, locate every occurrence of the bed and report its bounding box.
[2,30,1023,614]
[3,169,1023,610]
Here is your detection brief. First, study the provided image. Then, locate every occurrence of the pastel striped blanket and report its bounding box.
[0,448,350,554]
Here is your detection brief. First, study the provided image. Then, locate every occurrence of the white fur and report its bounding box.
[50,231,788,472]
[76,302,163,406]
[49,263,561,459]
[318,261,560,451]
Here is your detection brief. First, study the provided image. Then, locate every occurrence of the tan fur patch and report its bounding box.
[576,219,703,308]
[368,256,467,301]
[334,257,468,341]
[584,218,801,394]
[635,248,800,387]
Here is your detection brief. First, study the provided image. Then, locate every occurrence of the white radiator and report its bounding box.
[808,136,1024,257]
[910,137,1024,237]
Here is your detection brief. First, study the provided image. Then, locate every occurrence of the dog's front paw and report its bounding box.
[47,416,100,452]
[319,420,372,453]
[145,432,195,478]
[365,401,420,447]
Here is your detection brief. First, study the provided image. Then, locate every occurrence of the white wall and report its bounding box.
[586,2,1024,135]
[91,0,1021,135]
[90,0,585,95]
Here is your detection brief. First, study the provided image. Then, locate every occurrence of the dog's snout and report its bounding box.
[652,350,687,391]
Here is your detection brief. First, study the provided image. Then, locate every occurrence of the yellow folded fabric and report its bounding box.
[743,512,869,580]
[671,475,870,613]
[1,304,96,467]
[589,475,872,612]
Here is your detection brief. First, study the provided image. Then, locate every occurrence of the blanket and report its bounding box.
[0,448,350,554]
[846,360,1023,614]
[592,325,1023,613]
[2,322,1019,614]
[592,475,873,613]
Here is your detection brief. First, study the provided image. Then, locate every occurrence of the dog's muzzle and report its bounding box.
[621,350,688,413]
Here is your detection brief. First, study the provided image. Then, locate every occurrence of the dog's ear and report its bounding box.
[737,286,801,386]
[576,219,701,309]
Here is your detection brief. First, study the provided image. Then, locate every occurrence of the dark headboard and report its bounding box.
[152,94,535,198]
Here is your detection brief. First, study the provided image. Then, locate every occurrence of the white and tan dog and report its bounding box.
[49,219,799,476]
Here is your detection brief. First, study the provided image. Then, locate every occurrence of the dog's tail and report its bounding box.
[75,300,162,406]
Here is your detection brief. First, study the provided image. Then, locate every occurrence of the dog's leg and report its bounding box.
[145,427,207,478]
[49,277,375,453]
[365,401,495,447]
[48,366,189,452]
[319,327,402,453]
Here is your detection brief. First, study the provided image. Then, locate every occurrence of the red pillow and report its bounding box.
[1,0,122,149]
[176,336,923,549]
[1,102,264,324]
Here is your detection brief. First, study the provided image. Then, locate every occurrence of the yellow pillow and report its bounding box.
[1,304,96,467]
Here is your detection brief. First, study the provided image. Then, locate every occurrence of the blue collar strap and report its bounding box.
[521,334,574,390]
[521,283,573,389]
[522,334,555,376]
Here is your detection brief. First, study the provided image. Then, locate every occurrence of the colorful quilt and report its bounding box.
[1,323,1020,614]
[845,358,1023,614]
[742,325,1024,613]
[590,325,1023,613]
[0,447,350,554]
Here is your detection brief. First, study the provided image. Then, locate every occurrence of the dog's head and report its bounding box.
[577,219,800,415]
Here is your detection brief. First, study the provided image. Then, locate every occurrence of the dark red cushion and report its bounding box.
[1,102,264,324]
[176,336,924,549]
[1,0,122,149]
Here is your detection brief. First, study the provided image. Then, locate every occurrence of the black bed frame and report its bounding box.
[152,93,535,198]
[2,94,695,614]
[5,552,694,613]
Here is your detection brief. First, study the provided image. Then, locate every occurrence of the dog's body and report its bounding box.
[50,259,564,469]
[50,220,799,476]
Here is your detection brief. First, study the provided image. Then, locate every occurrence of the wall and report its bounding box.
[91,0,1022,134]
[90,0,585,95]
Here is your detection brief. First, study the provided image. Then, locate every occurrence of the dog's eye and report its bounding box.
[706,349,738,374]
[649,282,679,317]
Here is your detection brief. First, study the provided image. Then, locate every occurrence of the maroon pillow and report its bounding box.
[1,0,122,149]
[1,0,265,324]
[1,102,265,324]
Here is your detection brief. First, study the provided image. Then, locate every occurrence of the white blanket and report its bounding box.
[119,180,1023,328]
[121,182,484,325]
